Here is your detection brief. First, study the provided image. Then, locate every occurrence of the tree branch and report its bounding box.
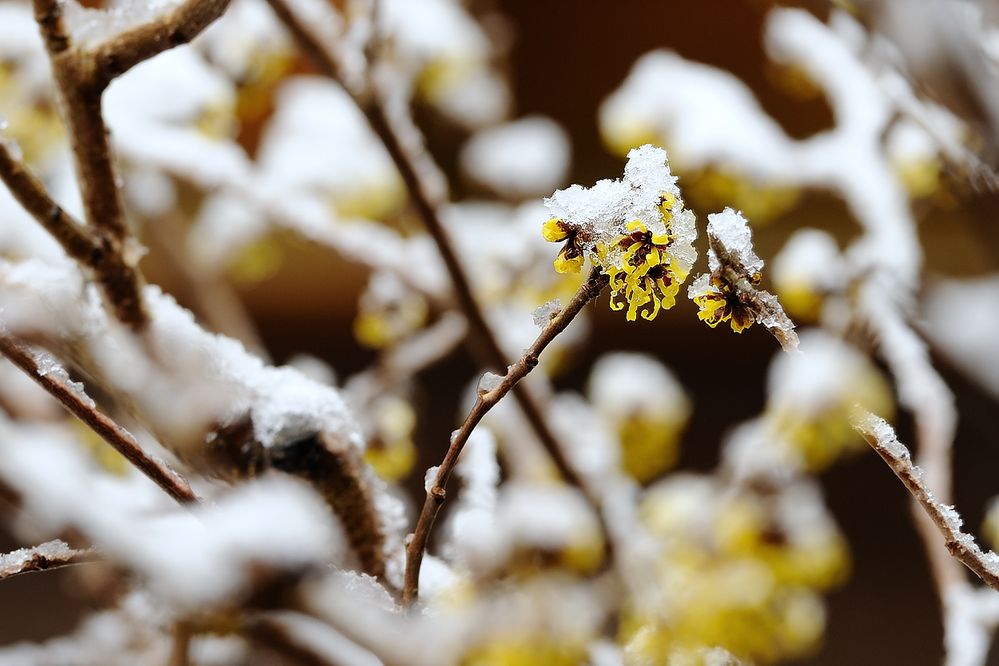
[0,139,97,263]
[0,539,97,581]
[0,139,146,328]
[89,0,234,89]
[402,268,608,604]
[264,0,587,496]
[853,410,999,591]
[0,334,198,506]
[27,0,233,329]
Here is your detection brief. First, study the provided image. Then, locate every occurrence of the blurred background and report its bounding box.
[2,0,999,663]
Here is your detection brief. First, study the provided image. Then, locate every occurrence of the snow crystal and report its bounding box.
[706,207,763,276]
[857,411,910,462]
[33,350,96,410]
[545,144,697,277]
[0,427,344,608]
[531,298,561,328]
[424,465,440,493]
[0,539,74,574]
[477,370,504,397]
[460,116,570,197]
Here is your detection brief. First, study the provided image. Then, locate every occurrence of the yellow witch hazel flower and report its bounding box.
[687,208,798,352]
[688,208,764,333]
[542,145,697,321]
[689,274,755,333]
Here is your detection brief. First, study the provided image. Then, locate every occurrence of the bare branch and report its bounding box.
[89,0,234,89]
[265,0,587,501]
[853,410,999,592]
[0,139,97,263]
[0,539,97,581]
[27,0,233,329]
[0,139,146,328]
[403,268,608,604]
[0,334,198,506]
[206,420,386,580]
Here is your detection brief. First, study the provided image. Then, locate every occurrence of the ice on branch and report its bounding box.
[854,412,999,591]
[477,371,504,395]
[531,298,561,328]
[0,540,87,579]
[543,144,697,321]
[0,425,344,607]
[688,208,798,350]
[0,259,364,453]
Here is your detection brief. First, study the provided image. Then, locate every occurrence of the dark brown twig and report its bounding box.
[0,539,98,581]
[264,0,586,493]
[206,420,386,580]
[0,334,198,505]
[854,410,999,591]
[402,268,608,604]
[25,0,232,329]
[88,0,233,89]
[0,140,146,329]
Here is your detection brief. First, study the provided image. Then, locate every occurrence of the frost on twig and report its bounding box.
[688,208,798,351]
[206,418,390,580]
[0,539,96,581]
[0,332,197,505]
[853,411,999,591]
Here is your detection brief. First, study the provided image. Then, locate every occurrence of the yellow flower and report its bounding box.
[542,218,586,274]
[601,218,686,322]
[690,277,754,333]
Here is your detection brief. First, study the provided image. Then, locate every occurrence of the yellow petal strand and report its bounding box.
[730,308,755,333]
[646,246,660,268]
[554,250,584,274]
[609,291,626,312]
[641,291,662,320]
[542,218,569,242]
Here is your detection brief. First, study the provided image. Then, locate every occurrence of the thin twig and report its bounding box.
[402,268,608,604]
[88,0,233,89]
[264,0,586,492]
[0,140,95,262]
[853,410,999,591]
[0,333,198,505]
[0,539,98,581]
[0,139,145,329]
[859,290,963,595]
[27,0,232,329]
